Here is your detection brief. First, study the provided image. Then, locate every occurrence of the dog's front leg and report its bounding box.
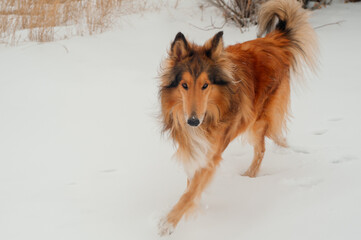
[158,154,221,236]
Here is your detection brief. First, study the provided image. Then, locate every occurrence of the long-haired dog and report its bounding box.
[158,0,318,235]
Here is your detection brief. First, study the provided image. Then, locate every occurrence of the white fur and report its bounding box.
[158,218,174,236]
[176,126,211,179]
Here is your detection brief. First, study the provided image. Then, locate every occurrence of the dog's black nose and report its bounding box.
[187,116,200,127]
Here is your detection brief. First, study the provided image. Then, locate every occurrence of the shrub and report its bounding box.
[207,0,335,32]
[207,0,265,31]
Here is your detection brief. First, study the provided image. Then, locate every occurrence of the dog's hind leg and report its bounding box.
[243,120,267,178]
[271,135,288,148]
[266,75,290,149]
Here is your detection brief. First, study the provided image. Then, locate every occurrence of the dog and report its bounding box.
[158,0,318,236]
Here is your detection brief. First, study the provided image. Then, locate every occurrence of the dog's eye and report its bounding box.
[202,83,208,90]
[182,83,188,90]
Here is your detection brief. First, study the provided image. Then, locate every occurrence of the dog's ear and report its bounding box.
[205,31,224,59]
[170,32,190,61]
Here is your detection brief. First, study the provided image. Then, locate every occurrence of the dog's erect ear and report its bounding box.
[205,31,224,59]
[171,32,190,61]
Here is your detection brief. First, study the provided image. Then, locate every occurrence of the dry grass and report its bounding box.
[0,0,125,44]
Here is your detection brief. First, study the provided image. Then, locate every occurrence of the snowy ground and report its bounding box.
[1,1,361,239]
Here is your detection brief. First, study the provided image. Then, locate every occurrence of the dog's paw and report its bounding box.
[242,169,257,178]
[158,218,174,236]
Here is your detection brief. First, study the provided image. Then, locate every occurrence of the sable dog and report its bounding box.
[158,0,317,235]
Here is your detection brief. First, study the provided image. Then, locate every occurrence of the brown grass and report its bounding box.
[0,0,124,44]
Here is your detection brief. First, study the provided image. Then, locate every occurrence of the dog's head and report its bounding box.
[160,32,234,129]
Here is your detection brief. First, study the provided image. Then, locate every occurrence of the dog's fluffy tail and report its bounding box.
[257,0,318,75]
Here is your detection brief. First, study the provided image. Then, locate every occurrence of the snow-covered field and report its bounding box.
[1,1,360,239]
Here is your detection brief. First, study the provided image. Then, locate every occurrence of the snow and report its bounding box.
[1,1,361,239]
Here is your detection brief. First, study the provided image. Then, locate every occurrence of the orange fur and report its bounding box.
[158,0,318,236]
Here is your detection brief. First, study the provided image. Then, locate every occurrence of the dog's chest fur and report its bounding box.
[175,126,211,179]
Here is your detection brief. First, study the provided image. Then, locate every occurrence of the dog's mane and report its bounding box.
[159,42,255,148]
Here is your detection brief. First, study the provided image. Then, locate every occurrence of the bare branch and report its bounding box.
[314,20,345,30]
[189,17,227,31]
[207,0,261,31]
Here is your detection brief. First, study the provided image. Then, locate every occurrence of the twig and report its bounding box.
[189,17,227,31]
[61,44,69,54]
[314,20,345,30]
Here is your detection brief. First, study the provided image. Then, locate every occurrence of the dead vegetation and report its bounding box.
[0,0,159,44]
[207,0,265,31]
[303,0,333,10]
[208,0,343,32]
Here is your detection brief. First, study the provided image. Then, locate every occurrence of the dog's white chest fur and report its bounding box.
[175,127,211,178]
